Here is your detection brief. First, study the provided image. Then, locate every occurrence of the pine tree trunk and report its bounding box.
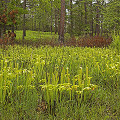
[0,25,2,39]
[89,2,93,36]
[34,8,36,31]
[23,0,26,40]
[95,1,100,36]
[51,0,53,35]
[101,14,103,36]
[84,1,87,35]
[55,9,57,34]
[3,0,8,34]
[39,22,40,32]
[58,9,60,35]
[34,18,36,31]
[70,0,73,37]
[11,24,14,33]
[58,0,65,43]
[32,13,34,31]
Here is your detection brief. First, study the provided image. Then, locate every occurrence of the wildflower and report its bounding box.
[92,88,95,90]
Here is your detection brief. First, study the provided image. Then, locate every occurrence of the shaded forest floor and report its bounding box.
[14,30,112,48]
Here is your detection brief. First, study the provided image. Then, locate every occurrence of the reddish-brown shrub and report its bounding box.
[0,31,16,45]
[13,35,112,48]
[77,36,112,47]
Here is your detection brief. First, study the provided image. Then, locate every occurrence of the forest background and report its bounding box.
[0,0,120,43]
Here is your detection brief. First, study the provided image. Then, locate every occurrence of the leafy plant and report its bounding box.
[110,33,120,53]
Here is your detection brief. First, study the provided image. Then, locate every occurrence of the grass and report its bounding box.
[15,30,58,42]
[0,42,120,119]
[110,33,120,53]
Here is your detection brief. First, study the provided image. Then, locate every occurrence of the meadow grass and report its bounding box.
[15,30,58,42]
[0,44,120,119]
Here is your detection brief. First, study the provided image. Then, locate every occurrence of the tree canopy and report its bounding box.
[0,0,120,40]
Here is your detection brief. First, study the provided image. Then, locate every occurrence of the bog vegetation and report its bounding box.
[0,0,120,119]
[0,39,120,119]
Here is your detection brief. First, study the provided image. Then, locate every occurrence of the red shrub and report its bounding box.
[77,36,112,47]
[0,31,16,45]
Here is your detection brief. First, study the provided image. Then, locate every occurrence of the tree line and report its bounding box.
[0,0,120,43]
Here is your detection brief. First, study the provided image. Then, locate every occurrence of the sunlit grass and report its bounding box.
[15,30,58,41]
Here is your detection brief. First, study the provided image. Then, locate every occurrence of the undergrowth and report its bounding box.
[14,30,112,48]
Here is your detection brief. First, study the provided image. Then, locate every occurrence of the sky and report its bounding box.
[105,0,109,3]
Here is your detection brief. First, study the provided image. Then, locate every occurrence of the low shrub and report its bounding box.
[0,31,16,45]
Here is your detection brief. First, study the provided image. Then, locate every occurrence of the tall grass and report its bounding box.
[0,45,120,119]
[110,33,120,53]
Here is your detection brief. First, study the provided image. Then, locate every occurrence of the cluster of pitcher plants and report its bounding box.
[0,45,120,119]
